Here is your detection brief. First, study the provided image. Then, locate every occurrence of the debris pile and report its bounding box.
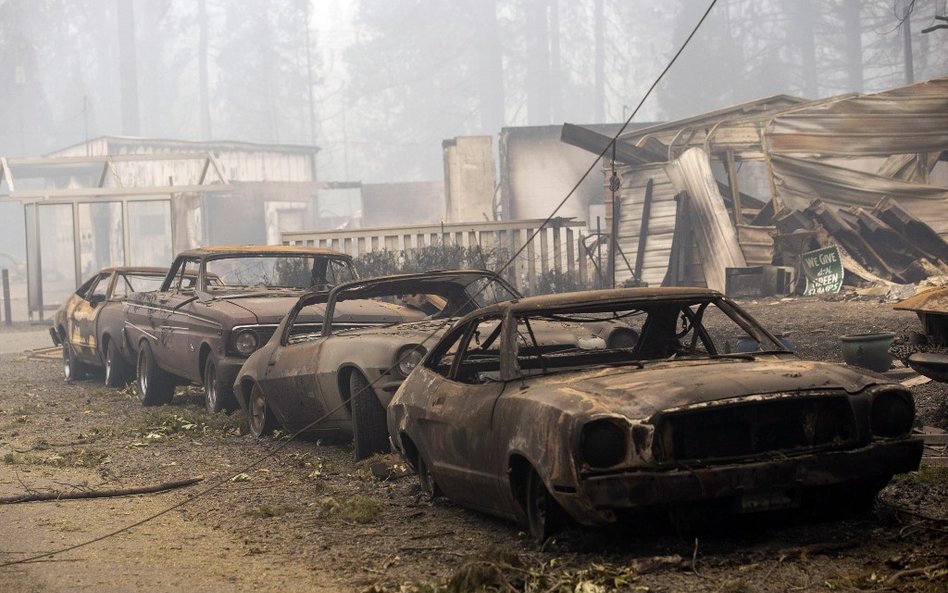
[759,196,948,288]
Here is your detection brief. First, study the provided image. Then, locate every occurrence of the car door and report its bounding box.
[71,272,111,362]
[257,308,330,432]
[157,259,202,377]
[419,315,509,511]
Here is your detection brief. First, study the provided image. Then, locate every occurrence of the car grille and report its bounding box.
[653,394,858,463]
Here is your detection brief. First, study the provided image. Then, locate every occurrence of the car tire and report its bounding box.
[203,355,238,414]
[248,382,276,438]
[63,342,86,382]
[349,370,391,460]
[104,339,132,387]
[416,453,441,499]
[525,468,564,542]
[137,341,174,406]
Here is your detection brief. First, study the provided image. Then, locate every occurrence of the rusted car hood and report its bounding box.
[196,295,303,324]
[528,358,883,419]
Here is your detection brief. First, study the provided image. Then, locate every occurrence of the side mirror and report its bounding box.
[89,294,106,307]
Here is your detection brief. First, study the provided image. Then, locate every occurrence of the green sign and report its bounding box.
[801,245,843,296]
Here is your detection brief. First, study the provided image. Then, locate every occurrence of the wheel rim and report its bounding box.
[63,346,71,379]
[205,360,217,411]
[105,345,113,382]
[138,349,148,395]
[249,385,267,436]
[527,472,549,540]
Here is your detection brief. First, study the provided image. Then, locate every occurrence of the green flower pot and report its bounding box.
[840,332,895,372]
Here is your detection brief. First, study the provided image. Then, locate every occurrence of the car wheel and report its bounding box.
[248,383,276,438]
[525,468,564,542]
[137,341,174,406]
[349,370,391,460]
[104,339,132,387]
[62,342,86,382]
[203,355,237,414]
[416,453,441,499]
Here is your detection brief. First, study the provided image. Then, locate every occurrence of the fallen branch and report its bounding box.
[0,476,204,504]
[886,561,947,585]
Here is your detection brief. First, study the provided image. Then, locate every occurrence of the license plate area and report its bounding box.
[734,489,799,513]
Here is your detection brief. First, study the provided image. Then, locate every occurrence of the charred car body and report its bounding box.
[234,270,520,459]
[894,286,948,382]
[124,246,358,412]
[388,288,924,539]
[51,267,170,386]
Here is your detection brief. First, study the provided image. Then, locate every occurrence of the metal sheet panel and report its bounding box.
[612,163,678,287]
[664,148,747,292]
[772,154,948,236]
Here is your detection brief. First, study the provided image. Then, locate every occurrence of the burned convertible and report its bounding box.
[387,288,924,539]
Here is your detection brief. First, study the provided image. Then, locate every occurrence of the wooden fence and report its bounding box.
[282,218,601,295]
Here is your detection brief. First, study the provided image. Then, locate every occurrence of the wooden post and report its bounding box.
[552,223,562,275]
[634,178,653,284]
[726,149,743,225]
[2,269,11,325]
[511,229,524,293]
[526,230,537,295]
[539,228,550,277]
[576,233,587,290]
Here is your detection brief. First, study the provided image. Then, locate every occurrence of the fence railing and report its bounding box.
[282,218,595,295]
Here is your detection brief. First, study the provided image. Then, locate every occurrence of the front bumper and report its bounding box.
[573,437,923,518]
[49,327,61,347]
[216,356,246,398]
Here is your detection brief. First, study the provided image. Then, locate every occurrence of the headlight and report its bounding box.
[580,419,628,469]
[395,346,426,378]
[870,389,914,438]
[234,330,259,356]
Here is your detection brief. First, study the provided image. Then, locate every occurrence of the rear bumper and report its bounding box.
[576,437,924,513]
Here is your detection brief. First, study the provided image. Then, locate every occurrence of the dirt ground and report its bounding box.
[0,296,945,593]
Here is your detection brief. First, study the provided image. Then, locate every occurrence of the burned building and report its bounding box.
[563,77,948,294]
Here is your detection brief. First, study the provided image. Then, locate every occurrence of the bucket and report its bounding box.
[840,332,895,372]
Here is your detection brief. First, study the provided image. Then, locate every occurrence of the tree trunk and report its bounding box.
[116,0,140,136]
[841,0,863,92]
[526,0,551,125]
[198,0,212,139]
[474,0,505,134]
[795,0,818,98]
[594,0,604,122]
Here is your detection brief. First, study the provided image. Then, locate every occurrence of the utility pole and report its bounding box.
[902,7,914,84]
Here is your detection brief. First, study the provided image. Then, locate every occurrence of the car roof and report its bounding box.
[175,245,349,258]
[98,266,169,275]
[331,269,512,293]
[473,286,723,316]
[294,269,516,307]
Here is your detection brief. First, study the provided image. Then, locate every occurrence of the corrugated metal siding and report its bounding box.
[611,163,678,287]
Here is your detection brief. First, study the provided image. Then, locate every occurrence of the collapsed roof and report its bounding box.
[563,77,948,291]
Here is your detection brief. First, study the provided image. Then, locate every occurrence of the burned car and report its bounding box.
[893,286,948,382]
[124,246,358,412]
[387,288,924,540]
[50,267,168,386]
[234,270,520,459]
